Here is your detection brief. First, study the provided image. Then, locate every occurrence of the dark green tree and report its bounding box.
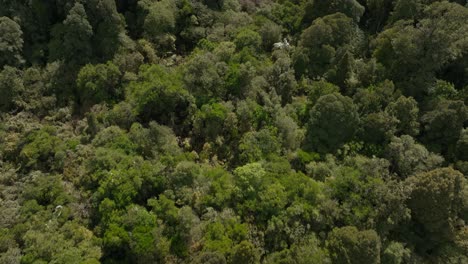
[126,64,194,129]
[327,226,381,264]
[0,66,23,112]
[0,16,23,67]
[306,93,360,153]
[295,13,359,79]
[385,135,444,178]
[406,168,466,249]
[49,3,93,65]
[386,96,420,136]
[421,99,467,157]
[76,61,122,111]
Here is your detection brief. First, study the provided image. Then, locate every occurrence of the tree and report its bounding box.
[364,0,394,32]
[0,16,23,67]
[233,163,265,202]
[306,93,360,153]
[183,52,225,105]
[406,168,466,248]
[326,49,357,95]
[304,79,340,107]
[456,129,468,161]
[373,1,468,97]
[360,111,398,145]
[193,102,231,143]
[126,64,194,129]
[295,13,358,79]
[234,28,261,52]
[260,21,282,50]
[204,0,225,10]
[327,226,381,264]
[304,0,366,23]
[193,251,227,264]
[390,0,425,22]
[230,240,260,264]
[19,126,64,171]
[327,156,410,232]
[386,96,420,136]
[86,0,127,59]
[22,221,102,264]
[381,241,411,264]
[385,135,444,178]
[239,128,281,163]
[353,80,400,115]
[0,66,23,112]
[49,3,93,65]
[420,99,467,156]
[275,111,305,152]
[268,52,298,105]
[143,0,177,51]
[76,62,122,111]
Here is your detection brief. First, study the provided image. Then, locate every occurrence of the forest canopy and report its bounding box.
[0,0,468,263]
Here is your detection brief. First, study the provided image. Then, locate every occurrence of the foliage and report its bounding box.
[327,226,381,264]
[0,16,23,67]
[306,93,360,153]
[0,0,467,263]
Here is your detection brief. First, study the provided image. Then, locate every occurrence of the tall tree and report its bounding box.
[406,168,466,249]
[306,93,360,153]
[327,226,381,264]
[0,16,23,67]
[49,3,93,65]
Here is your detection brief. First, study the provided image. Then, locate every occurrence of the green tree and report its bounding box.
[19,126,64,171]
[22,221,102,264]
[295,13,358,78]
[143,0,177,51]
[49,3,93,65]
[406,168,466,248]
[260,21,282,50]
[386,96,420,136]
[183,52,225,105]
[230,240,260,264]
[126,64,194,128]
[421,99,467,156]
[275,111,305,152]
[360,111,398,145]
[327,226,381,264]
[268,52,298,105]
[382,241,411,264]
[234,28,261,52]
[353,80,400,115]
[239,128,281,163]
[327,156,410,232]
[0,66,23,112]
[456,128,468,161]
[305,0,366,23]
[193,102,231,143]
[193,251,227,264]
[304,79,340,107]
[385,135,444,178]
[306,93,360,153]
[87,0,127,59]
[0,16,23,67]
[233,163,265,202]
[265,234,330,264]
[76,61,122,111]
[364,0,394,32]
[373,1,468,97]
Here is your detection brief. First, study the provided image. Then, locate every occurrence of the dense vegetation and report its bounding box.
[0,0,467,263]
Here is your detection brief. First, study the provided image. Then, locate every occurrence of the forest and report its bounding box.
[0,0,467,263]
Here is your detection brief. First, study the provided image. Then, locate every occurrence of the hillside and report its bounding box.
[0,1,467,263]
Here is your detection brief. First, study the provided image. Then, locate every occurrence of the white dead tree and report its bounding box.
[273,38,290,50]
